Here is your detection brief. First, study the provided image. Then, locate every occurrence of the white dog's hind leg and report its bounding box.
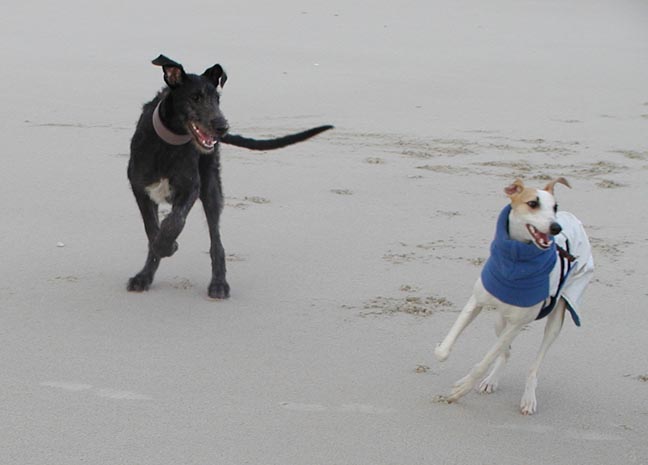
[520,300,566,415]
[435,293,483,362]
[479,314,510,394]
[446,321,525,403]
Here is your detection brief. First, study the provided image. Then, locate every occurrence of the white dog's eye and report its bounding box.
[527,200,539,209]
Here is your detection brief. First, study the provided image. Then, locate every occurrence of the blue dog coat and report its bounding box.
[481,205,557,307]
[481,206,593,326]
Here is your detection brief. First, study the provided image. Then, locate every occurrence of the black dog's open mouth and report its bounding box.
[526,224,552,249]
[189,122,217,150]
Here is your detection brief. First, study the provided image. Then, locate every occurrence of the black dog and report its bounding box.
[127,55,333,299]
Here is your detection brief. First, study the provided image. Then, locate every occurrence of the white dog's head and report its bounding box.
[505,178,571,249]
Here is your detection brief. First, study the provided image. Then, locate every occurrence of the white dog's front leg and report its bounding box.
[520,300,566,415]
[435,292,483,362]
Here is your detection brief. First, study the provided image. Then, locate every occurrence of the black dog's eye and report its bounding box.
[191,93,202,102]
[527,200,539,209]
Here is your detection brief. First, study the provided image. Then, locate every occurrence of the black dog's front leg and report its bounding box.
[199,156,229,299]
[128,186,198,292]
[152,188,199,257]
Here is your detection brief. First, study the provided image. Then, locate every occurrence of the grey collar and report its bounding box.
[152,101,192,145]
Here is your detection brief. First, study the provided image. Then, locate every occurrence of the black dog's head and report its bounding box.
[152,54,229,154]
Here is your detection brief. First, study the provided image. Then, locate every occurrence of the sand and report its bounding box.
[1,1,647,464]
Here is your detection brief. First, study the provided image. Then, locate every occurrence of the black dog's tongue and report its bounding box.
[190,122,216,148]
[221,125,333,151]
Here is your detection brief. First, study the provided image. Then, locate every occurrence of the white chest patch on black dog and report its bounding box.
[145,178,172,204]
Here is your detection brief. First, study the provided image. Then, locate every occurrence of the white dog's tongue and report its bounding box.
[527,225,552,249]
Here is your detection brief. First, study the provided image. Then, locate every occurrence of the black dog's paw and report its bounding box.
[127,274,152,292]
[152,239,179,258]
[208,280,230,299]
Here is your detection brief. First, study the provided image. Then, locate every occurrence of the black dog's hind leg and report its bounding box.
[128,189,162,291]
[199,156,230,299]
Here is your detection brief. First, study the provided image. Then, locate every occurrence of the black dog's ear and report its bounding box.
[203,64,228,89]
[152,54,186,88]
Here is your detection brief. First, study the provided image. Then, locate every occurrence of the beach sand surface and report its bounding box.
[1,1,647,464]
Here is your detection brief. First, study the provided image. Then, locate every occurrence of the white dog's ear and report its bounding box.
[504,179,524,197]
[544,177,571,194]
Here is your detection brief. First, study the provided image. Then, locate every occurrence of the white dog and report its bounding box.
[435,178,594,415]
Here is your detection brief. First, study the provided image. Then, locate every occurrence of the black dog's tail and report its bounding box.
[220,125,333,151]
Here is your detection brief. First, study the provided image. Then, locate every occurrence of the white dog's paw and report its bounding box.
[446,374,475,403]
[478,377,498,394]
[520,376,538,415]
[520,393,537,415]
[434,344,450,362]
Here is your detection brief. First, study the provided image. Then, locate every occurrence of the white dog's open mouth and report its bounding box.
[526,224,552,249]
[189,122,217,150]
